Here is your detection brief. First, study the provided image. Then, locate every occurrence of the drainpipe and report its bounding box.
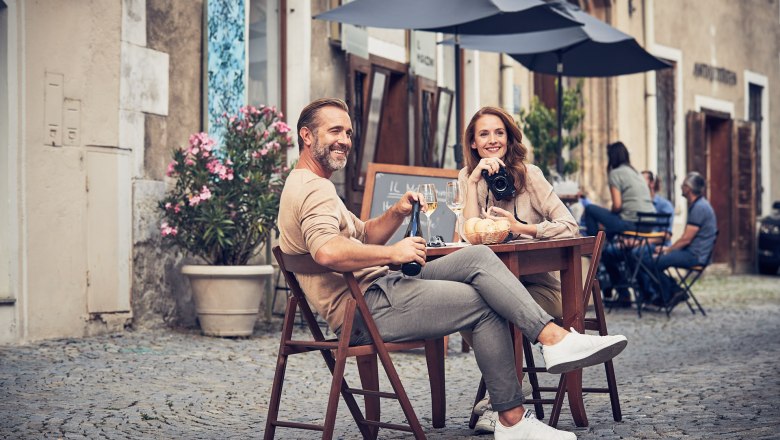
[643,0,658,171]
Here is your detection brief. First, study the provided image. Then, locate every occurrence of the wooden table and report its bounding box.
[426,236,596,427]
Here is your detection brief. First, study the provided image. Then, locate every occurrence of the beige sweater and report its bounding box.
[458,163,579,289]
[278,169,388,331]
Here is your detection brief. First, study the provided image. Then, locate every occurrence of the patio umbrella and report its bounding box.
[447,0,671,174]
[314,0,582,166]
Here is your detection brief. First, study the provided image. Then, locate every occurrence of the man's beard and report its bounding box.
[312,136,349,172]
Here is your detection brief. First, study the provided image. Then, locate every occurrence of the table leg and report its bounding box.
[560,245,588,427]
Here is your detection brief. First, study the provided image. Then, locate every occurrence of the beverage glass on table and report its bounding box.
[418,183,438,245]
[445,180,464,243]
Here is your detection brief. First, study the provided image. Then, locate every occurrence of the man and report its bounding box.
[640,172,717,307]
[279,98,628,440]
[641,170,674,242]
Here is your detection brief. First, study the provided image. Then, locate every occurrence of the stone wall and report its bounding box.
[130,0,203,329]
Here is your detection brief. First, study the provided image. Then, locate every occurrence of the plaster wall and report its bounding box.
[612,0,650,172]
[653,0,780,208]
[23,0,122,340]
[478,51,501,109]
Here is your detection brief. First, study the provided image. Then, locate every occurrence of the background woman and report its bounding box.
[582,141,655,237]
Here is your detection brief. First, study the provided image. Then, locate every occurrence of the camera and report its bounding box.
[481,166,516,201]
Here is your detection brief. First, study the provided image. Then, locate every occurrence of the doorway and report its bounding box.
[686,110,757,272]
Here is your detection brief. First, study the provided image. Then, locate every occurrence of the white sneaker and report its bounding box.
[494,409,576,440]
[473,377,534,418]
[473,396,493,416]
[475,409,498,434]
[541,328,627,375]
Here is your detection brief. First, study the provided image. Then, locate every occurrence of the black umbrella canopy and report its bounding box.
[509,1,670,76]
[314,0,581,35]
[441,0,670,175]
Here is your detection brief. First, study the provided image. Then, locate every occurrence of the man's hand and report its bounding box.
[389,236,427,267]
[395,191,424,217]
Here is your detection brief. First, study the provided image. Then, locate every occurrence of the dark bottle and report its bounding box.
[401,201,423,276]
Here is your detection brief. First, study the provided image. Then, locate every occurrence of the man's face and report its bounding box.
[681,183,691,198]
[310,106,353,173]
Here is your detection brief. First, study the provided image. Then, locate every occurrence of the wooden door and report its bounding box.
[705,116,732,265]
[685,111,707,181]
[731,121,757,272]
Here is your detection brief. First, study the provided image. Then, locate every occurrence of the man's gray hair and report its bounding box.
[683,171,706,196]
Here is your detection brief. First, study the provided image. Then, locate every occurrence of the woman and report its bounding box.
[582,141,655,237]
[460,105,579,319]
[459,106,580,434]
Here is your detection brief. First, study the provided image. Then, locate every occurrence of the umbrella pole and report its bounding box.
[556,52,564,176]
[454,39,463,169]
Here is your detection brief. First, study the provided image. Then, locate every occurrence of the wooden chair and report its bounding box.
[265,247,445,440]
[468,231,622,428]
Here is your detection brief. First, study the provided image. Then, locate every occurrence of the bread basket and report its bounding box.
[460,227,511,245]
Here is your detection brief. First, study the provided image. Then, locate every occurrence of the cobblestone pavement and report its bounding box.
[1,274,779,439]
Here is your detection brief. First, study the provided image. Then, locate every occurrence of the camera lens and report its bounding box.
[493,176,508,192]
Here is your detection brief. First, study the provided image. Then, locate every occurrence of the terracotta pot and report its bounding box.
[181,265,274,337]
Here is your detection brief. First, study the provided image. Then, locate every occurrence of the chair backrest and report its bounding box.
[635,211,672,235]
[272,246,383,347]
[698,229,720,268]
[272,246,338,341]
[582,231,607,306]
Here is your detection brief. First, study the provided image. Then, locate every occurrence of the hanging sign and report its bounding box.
[411,31,437,80]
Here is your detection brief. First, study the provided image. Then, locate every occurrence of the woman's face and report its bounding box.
[471,114,508,160]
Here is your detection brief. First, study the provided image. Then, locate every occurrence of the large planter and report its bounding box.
[181,265,274,337]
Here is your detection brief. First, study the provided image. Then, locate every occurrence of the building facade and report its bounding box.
[1,0,778,342]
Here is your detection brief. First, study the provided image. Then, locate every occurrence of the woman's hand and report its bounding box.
[468,157,506,184]
[484,206,514,223]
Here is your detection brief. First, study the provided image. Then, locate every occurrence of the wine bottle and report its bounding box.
[401,201,423,276]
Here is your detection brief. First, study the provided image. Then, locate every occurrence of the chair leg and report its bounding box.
[548,374,567,428]
[468,378,487,430]
[425,338,446,428]
[357,354,380,440]
[603,360,622,421]
[264,297,298,440]
[522,337,545,420]
[374,350,426,439]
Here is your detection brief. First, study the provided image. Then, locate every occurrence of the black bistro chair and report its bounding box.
[611,211,672,317]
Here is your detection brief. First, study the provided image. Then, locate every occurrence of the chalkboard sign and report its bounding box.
[361,163,461,245]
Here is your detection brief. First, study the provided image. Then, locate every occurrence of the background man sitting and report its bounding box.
[640,172,717,308]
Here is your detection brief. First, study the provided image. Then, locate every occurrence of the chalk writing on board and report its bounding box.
[368,171,458,245]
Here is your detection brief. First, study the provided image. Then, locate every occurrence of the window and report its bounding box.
[248,0,280,108]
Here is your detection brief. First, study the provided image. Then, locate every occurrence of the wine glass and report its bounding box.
[445,180,465,242]
[418,183,438,244]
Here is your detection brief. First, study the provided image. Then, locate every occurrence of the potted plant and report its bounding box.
[159,105,292,336]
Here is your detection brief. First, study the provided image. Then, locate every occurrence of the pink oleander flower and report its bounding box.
[273,121,291,133]
[159,103,293,265]
[199,186,211,201]
[161,222,178,237]
[188,194,201,206]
